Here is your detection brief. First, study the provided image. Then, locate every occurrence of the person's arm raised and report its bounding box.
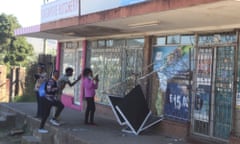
[68,74,81,87]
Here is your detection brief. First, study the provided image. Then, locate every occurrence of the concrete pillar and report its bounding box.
[142,36,153,105]
[43,39,47,54]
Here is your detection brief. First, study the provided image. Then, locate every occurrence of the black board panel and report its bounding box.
[117,85,149,132]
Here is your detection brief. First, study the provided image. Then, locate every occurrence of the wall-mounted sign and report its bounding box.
[164,82,190,121]
[41,0,80,23]
[65,41,79,49]
[81,0,119,15]
[81,0,150,15]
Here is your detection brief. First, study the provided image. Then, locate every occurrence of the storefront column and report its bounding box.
[79,40,87,109]
[142,36,153,104]
[55,42,62,71]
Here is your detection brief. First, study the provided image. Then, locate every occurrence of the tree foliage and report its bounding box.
[0,13,34,67]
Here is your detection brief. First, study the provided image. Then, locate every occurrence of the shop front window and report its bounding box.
[89,38,143,104]
[167,35,180,44]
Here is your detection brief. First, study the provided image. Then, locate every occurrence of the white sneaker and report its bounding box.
[38,128,48,133]
[50,119,60,126]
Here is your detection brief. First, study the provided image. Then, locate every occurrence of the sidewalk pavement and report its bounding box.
[2,102,200,144]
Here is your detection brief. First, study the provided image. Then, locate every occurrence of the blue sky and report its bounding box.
[0,0,43,27]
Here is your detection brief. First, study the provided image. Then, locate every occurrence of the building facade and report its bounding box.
[15,0,240,143]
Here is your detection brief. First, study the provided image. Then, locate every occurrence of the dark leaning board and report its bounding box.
[108,95,125,125]
[116,85,149,133]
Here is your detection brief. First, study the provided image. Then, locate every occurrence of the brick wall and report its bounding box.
[230,134,240,144]
[153,119,190,138]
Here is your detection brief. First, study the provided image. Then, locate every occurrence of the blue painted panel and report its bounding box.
[164,82,190,121]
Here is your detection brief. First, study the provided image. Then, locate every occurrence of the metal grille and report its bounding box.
[193,43,235,140]
[213,46,234,139]
[91,46,122,103]
[193,48,212,135]
[90,40,143,104]
[123,46,143,94]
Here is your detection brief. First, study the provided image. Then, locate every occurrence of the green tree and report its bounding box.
[0,13,34,67]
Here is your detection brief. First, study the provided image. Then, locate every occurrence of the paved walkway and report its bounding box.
[1,102,206,144]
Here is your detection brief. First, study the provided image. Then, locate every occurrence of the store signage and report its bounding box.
[81,0,150,15]
[152,45,192,121]
[41,0,80,23]
[164,82,190,121]
[81,0,119,15]
[65,42,78,49]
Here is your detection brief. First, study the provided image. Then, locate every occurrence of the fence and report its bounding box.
[0,54,56,102]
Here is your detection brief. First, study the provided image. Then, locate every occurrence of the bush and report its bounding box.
[14,95,36,102]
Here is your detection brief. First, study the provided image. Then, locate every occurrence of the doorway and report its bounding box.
[193,45,235,140]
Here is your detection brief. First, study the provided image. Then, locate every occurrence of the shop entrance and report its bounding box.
[61,43,82,105]
[193,44,235,140]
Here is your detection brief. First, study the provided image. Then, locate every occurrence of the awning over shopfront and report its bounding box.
[14,25,78,40]
[15,0,240,41]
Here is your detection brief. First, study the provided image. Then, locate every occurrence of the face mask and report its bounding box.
[88,76,93,80]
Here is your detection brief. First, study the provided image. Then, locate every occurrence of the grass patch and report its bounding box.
[14,95,36,102]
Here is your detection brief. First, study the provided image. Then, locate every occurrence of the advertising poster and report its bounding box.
[153,45,192,91]
[152,45,192,119]
[237,72,240,109]
[164,82,189,121]
[197,48,212,84]
[194,85,210,122]
[236,91,240,109]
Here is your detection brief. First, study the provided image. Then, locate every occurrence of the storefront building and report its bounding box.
[15,0,240,143]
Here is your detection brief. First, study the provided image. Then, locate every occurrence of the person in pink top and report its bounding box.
[83,68,99,125]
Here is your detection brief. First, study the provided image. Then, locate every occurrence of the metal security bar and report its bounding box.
[213,46,234,139]
[193,32,237,141]
[89,39,144,104]
[193,47,212,135]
